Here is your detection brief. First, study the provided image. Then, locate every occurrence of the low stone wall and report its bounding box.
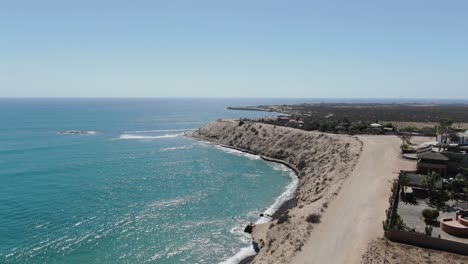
[440,218,468,237]
[440,217,468,238]
[387,229,468,256]
[260,155,299,175]
[459,216,468,227]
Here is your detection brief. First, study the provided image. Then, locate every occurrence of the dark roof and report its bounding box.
[418,152,449,161]
[416,146,432,154]
[459,146,468,151]
[403,173,442,189]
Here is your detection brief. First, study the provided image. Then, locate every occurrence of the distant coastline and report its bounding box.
[226,106,271,112]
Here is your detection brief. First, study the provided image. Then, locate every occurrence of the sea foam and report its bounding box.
[117,133,183,140]
[258,163,298,223]
[219,247,256,264]
[124,129,196,133]
[214,146,262,160]
[160,145,194,152]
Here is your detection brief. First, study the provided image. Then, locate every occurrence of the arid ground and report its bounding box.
[362,238,468,264]
[291,135,415,264]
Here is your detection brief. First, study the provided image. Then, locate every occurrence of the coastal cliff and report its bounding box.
[189,119,362,264]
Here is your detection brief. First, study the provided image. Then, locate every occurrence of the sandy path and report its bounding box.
[292,135,415,264]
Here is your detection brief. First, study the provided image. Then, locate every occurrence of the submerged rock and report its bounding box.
[58,130,97,135]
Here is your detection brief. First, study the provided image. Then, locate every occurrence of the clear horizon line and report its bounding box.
[1,96,468,101]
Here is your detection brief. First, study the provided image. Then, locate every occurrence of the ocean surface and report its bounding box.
[0,98,304,264]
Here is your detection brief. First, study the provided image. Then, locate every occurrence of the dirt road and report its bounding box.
[292,135,415,264]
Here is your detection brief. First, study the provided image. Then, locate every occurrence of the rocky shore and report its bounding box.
[188,119,362,264]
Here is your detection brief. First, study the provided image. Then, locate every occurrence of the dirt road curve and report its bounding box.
[292,135,415,264]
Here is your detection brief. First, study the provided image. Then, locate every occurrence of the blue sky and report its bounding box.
[1,0,467,98]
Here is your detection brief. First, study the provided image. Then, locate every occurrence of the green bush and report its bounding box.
[400,126,419,133]
[297,160,307,171]
[422,172,441,191]
[277,213,289,224]
[435,190,451,204]
[306,213,321,224]
[463,168,468,177]
[422,209,439,224]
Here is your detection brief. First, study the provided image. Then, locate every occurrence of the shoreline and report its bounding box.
[187,136,299,264]
[226,106,271,112]
[209,142,300,219]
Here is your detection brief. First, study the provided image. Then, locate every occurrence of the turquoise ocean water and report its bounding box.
[0,98,302,264]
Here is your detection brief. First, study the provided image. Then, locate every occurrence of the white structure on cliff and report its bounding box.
[458,130,468,144]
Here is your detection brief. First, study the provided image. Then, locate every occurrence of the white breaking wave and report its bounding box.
[258,164,298,224]
[124,129,196,133]
[117,133,183,140]
[268,162,293,172]
[214,145,262,160]
[160,145,194,152]
[219,247,256,264]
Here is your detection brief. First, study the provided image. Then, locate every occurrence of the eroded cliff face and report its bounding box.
[190,120,362,264]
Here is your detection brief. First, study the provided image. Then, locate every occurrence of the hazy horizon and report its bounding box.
[2,1,468,98]
[2,97,468,104]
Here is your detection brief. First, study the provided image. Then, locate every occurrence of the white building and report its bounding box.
[458,130,468,144]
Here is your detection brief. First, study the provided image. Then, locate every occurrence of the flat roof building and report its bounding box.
[417,152,449,176]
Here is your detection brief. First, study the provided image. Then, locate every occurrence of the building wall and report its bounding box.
[417,162,447,176]
[387,229,468,256]
[458,134,468,144]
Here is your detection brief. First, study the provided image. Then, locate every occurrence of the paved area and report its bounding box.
[398,199,468,243]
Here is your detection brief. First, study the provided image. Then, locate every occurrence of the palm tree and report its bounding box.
[438,118,453,144]
[398,174,410,196]
[422,172,441,201]
[422,172,440,191]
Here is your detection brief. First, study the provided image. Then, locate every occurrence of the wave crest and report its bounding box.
[117,133,183,140]
[219,247,256,264]
[124,129,196,133]
[160,145,194,152]
[214,146,261,160]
